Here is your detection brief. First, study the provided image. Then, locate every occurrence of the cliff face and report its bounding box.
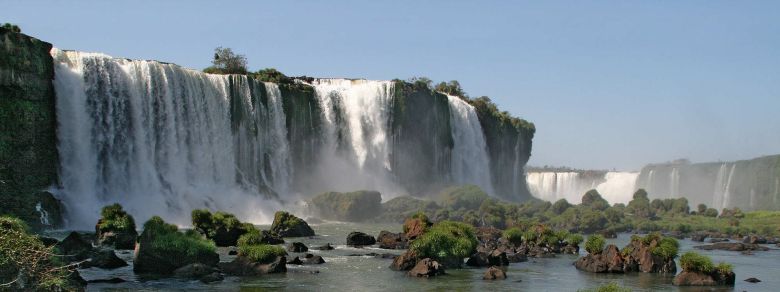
[0,28,62,229]
[636,155,780,211]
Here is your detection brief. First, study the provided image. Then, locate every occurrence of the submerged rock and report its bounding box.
[55,232,94,261]
[286,256,303,265]
[407,258,445,277]
[483,266,507,280]
[270,211,315,237]
[221,255,287,275]
[287,242,308,253]
[346,231,376,246]
[313,243,335,250]
[744,277,761,283]
[304,255,326,265]
[173,263,220,280]
[81,248,128,269]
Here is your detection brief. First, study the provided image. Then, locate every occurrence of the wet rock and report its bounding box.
[82,248,128,269]
[622,238,676,274]
[270,211,315,237]
[173,263,219,279]
[286,256,303,265]
[691,233,708,242]
[377,231,408,249]
[574,245,624,273]
[313,243,334,250]
[403,217,430,240]
[466,250,509,267]
[200,272,224,284]
[287,242,308,253]
[694,242,769,252]
[220,255,287,275]
[55,232,94,261]
[407,258,445,277]
[304,255,326,265]
[709,238,729,243]
[346,231,376,246]
[87,278,126,284]
[673,270,735,286]
[483,266,507,280]
[744,277,761,283]
[38,236,59,247]
[743,235,767,244]
[390,251,419,271]
[256,230,285,245]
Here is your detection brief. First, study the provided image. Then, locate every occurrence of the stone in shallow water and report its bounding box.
[483,266,507,280]
[407,258,445,277]
[744,277,761,283]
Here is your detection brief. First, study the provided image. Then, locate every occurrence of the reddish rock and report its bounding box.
[483,266,507,280]
[407,258,445,277]
[574,245,624,273]
[390,251,419,271]
[673,270,735,286]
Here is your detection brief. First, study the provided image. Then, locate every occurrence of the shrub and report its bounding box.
[436,185,489,211]
[579,282,631,292]
[680,251,714,273]
[252,68,293,84]
[552,199,572,215]
[581,190,609,211]
[141,216,217,266]
[651,237,679,259]
[98,203,136,232]
[567,233,584,246]
[408,221,478,263]
[715,262,733,274]
[1,23,21,33]
[585,235,606,254]
[238,244,287,264]
[204,47,247,74]
[503,227,523,245]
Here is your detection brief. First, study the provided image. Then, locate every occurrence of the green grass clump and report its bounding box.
[651,237,679,259]
[503,227,523,245]
[409,220,478,262]
[238,244,287,264]
[715,262,733,274]
[585,235,606,254]
[567,233,584,246]
[579,282,631,292]
[237,228,266,247]
[436,185,489,210]
[680,251,714,273]
[143,216,216,262]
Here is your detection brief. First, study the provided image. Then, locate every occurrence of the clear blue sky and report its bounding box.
[6,0,780,170]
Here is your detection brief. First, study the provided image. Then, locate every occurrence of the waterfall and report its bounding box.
[308,79,401,196]
[669,167,680,198]
[35,202,51,226]
[52,49,286,228]
[595,172,640,204]
[446,95,495,194]
[713,163,737,210]
[527,171,638,204]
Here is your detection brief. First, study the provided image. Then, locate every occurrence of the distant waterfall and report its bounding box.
[52,49,286,228]
[713,163,736,210]
[526,172,638,204]
[446,95,495,194]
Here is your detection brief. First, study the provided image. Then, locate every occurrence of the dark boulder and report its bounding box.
[346,231,376,246]
[87,278,126,284]
[133,217,219,275]
[38,236,59,247]
[622,238,676,274]
[574,244,625,273]
[95,204,138,250]
[173,263,219,280]
[376,231,408,249]
[466,250,508,267]
[314,243,335,250]
[483,266,507,280]
[286,256,303,265]
[199,272,224,284]
[691,233,708,242]
[743,235,767,244]
[304,255,326,265]
[287,242,308,253]
[744,277,761,283]
[270,211,314,237]
[81,248,128,269]
[55,232,94,261]
[407,258,445,277]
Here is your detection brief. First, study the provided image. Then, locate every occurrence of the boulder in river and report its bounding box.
[270,211,315,237]
[191,209,253,247]
[95,204,138,250]
[55,232,94,261]
[313,243,335,250]
[286,256,303,265]
[347,231,376,246]
[304,255,326,265]
[81,248,128,269]
[673,270,735,286]
[287,242,308,253]
[173,263,222,283]
[744,277,761,283]
[407,258,445,277]
[574,244,625,273]
[221,255,287,275]
[390,251,419,271]
[694,242,769,252]
[133,216,219,275]
[376,230,408,249]
[483,266,507,280]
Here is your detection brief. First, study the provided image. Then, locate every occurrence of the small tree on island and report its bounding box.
[203,46,248,75]
[1,23,21,33]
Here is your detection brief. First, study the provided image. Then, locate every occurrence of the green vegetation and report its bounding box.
[203,46,248,74]
[251,68,293,84]
[680,251,714,273]
[98,203,136,233]
[270,211,314,237]
[714,262,733,274]
[579,282,632,292]
[1,23,21,33]
[581,190,609,211]
[237,244,287,264]
[434,80,467,99]
[436,185,489,210]
[585,235,606,254]
[503,227,524,245]
[652,236,680,259]
[567,233,584,246]
[0,216,81,290]
[309,190,382,222]
[408,220,478,264]
[191,209,252,243]
[139,216,217,267]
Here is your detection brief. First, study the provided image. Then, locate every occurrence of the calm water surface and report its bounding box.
[72,223,778,291]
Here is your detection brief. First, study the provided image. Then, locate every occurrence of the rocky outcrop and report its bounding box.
[574,245,625,273]
[0,28,61,230]
[407,258,445,277]
[173,263,224,283]
[313,243,334,250]
[309,191,382,222]
[81,248,128,269]
[270,211,314,237]
[346,231,376,247]
[390,251,419,271]
[673,270,736,286]
[694,242,769,252]
[55,232,94,262]
[376,231,408,249]
[483,266,507,280]
[287,242,308,253]
[95,204,138,250]
[133,217,220,275]
[466,251,509,267]
[303,254,325,265]
[622,237,676,274]
[402,217,430,240]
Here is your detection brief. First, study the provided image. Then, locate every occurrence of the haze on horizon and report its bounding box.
[5,0,779,171]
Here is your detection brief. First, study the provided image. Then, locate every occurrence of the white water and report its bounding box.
[35,202,51,226]
[52,49,286,228]
[446,95,495,194]
[526,172,639,204]
[713,163,737,210]
[307,79,404,197]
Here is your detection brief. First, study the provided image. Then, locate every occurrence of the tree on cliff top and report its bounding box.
[203,47,248,75]
[1,23,21,33]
